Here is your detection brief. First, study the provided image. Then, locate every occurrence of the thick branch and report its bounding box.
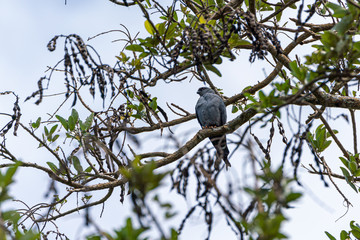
[153,107,257,168]
[70,108,258,192]
[281,92,360,110]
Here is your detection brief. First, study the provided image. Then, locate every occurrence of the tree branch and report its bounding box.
[35,188,114,222]
[281,91,360,110]
[70,108,258,192]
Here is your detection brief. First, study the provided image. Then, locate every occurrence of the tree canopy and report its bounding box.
[1,0,360,239]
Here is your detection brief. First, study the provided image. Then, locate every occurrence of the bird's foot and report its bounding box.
[202,125,218,129]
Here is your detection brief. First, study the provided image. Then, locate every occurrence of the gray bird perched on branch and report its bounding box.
[195,87,231,170]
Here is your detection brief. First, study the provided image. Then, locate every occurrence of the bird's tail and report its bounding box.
[209,135,231,170]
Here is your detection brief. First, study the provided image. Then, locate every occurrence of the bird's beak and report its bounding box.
[196,89,201,95]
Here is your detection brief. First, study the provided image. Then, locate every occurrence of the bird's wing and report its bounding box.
[207,94,226,126]
[195,96,206,127]
[219,98,227,125]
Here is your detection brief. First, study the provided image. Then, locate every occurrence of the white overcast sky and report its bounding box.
[1,0,360,239]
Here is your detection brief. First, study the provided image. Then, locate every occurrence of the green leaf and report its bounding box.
[125,44,145,52]
[321,31,339,48]
[349,161,358,174]
[56,115,69,131]
[285,192,302,202]
[68,116,75,131]
[306,131,313,142]
[228,34,251,47]
[15,230,40,240]
[321,140,332,151]
[166,22,178,39]
[116,52,130,63]
[131,113,142,119]
[66,132,75,140]
[140,52,151,59]
[340,166,350,178]
[244,92,257,103]
[52,134,59,142]
[334,15,353,35]
[216,0,225,7]
[197,14,206,24]
[44,126,49,136]
[325,231,336,240]
[316,128,326,149]
[326,2,348,18]
[127,90,134,99]
[354,169,360,177]
[215,57,223,65]
[72,156,83,173]
[156,22,166,35]
[352,229,360,239]
[71,109,79,123]
[32,117,41,129]
[354,41,360,51]
[350,220,360,231]
[144,20,155,35]
[2,210,20,223]
[350,221,360,238]
[170,228,178,240]
[47,162,59,173]
[335,39,348,55]
[86,235,101,240]
[284,0,296,8]
[149,97,157,111]
[204,64,222,77]
[232,105,238,113]
[258,90,266,102]
[340,230,349,240]
[83,113,94,131]
[289,61,305,82]
[339,157,349,167]
[340,167,358,192]
[3,162,20,187]
[165,211,177,219]
[320,83,330,93]
[49,124,58,135]
[275,4,282,21]
[172,9,178,21]
[138,102,144,111]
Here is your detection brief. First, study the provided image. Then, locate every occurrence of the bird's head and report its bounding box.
[197,87,215,96]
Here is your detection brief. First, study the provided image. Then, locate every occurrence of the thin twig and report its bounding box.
[350,109,358,156]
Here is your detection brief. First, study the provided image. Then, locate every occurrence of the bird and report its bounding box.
[195,87,231,170]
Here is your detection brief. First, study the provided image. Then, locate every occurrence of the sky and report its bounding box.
[1,0,360,239]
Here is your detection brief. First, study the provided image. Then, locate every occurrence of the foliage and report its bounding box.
[86,160,178,240]
[0,163,40,239]
[325,221,360,240]
[242,164,302,240]
[1,0,360,239]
